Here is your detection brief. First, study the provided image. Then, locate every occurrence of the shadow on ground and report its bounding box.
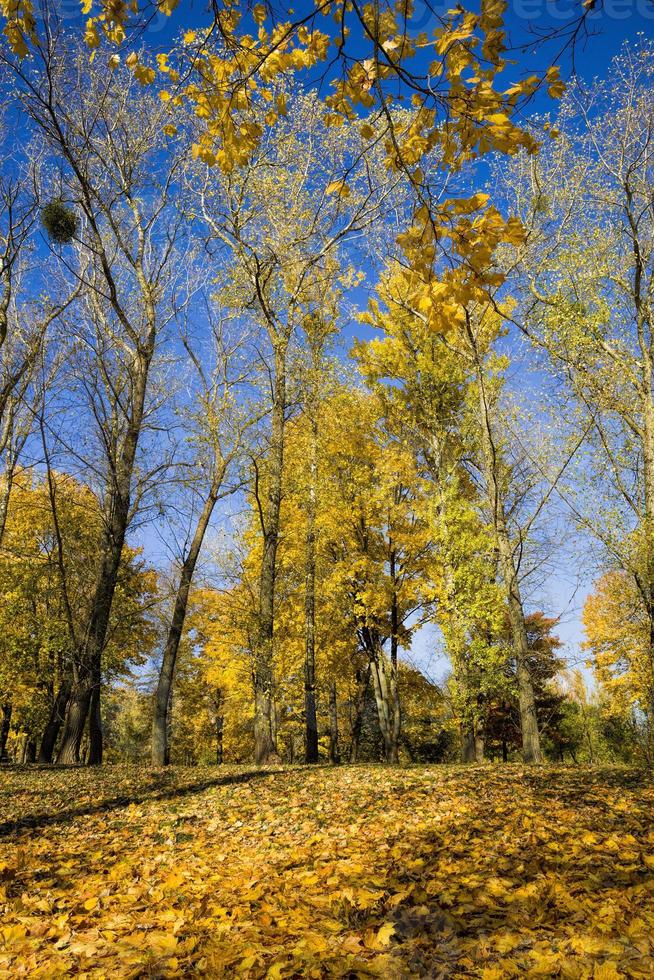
[0,767,288,838]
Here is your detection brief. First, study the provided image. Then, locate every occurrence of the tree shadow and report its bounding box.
[0,767,287,839]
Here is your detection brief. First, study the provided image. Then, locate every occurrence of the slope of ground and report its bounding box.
[1,764,653,978]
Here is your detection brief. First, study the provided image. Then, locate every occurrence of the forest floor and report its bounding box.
[1,764,653,978]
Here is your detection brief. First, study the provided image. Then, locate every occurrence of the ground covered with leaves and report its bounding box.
[1,764,654,977]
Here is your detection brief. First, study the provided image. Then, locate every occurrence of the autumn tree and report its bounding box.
[181,383,437,765]
[357,249,573,763]
[171,587,257,765]
[583,568,654,754]
[0,470,158,763]
[312,388,434,762]
[193,87,399,763]
[499,42,654,753]
[483,613,564,762]
[356,263,505,764]
[4,38,187,763]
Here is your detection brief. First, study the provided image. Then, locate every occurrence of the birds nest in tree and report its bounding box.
[41,200,78,244]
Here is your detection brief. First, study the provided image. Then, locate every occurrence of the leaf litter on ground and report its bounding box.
[1,764,653,978]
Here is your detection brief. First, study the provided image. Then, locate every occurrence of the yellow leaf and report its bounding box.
[83,18,100,49]
[325,180,350,198]
[593,964,622,980]
[0,924,27,944]
[486,113,510,126]
[376,921,395,946]
[162,872,185,891]
[134,64,156,85]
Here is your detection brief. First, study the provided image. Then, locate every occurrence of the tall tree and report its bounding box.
[7,38,185,763]
[356,263,506,763]
[317,389,434,762]
[152,313,255,766]
[502,41,654,745]
[195,88,398,763]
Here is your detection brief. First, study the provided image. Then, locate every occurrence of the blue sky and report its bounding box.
[24,0,652,678]
[47,0,651,87]
[141,0,649,675]
[151,0,654,74]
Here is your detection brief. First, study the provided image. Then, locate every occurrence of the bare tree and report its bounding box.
[152,310,257,766]
[6,34,187,764]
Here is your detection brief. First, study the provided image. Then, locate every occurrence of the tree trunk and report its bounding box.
[58,349,153,765]
[389,552,402,756]
[461,724,477,762]
[164,686,173,765]
[88,675,103,766]
[0,462,13,543]
[253,341,287,766]
[57,675,92,764]
[38,676,71,763]
[511,602,542,764]
[635,245,654,746]
[474,726,485,763]
[349,665,370,763]
[216,712,224,764]
[57,525,131,763]
[329,681,340,764]
[22,735,37,763]
[254,663,280,765]
[152,484,220,766]
[304,414,319,764]
[366,630,400,764]
[0,701,11,760]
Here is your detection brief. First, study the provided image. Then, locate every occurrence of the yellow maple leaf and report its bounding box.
[376,921,395,946]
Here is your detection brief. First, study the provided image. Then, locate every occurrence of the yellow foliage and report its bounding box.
[583,569,654,715]
[0,470,159,737]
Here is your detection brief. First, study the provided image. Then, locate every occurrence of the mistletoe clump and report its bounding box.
[41,199,78,244]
